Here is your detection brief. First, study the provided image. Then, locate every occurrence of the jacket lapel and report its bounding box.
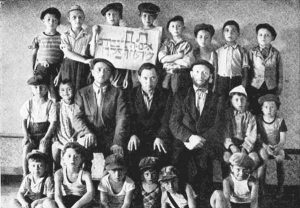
[186,88,199,121]
[85,85,97,116]
[136,87,148,115]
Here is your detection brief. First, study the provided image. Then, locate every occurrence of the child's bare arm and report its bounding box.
[121,189,134,208]
[223,178,231,206]
[160,52,184,64]
[32,48,38,71]
[62,48,92,65]
[90,25,101,57]
[54,170,67,208]
[17,189,30,208]
[21,119,31,145]
[161,191,168,208]
[186,184,196,208]
[40,121,56,146]
[249,180,259,208]
[100,191,110,208]
[72,171,94,208]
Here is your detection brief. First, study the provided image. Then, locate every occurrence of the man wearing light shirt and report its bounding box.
[169,60,223,201]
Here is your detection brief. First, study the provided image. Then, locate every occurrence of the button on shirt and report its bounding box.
[193,85,208,116]
[217,44,249,78]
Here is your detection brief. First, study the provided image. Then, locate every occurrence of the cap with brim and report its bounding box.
[191,60,215,74]
[229,153,255,171]
[105,153,126,170]
[194,23,215,37]
[229,85,247,97]
[138,3,160,14]
[258,94,280,106]
[68,5,84,14]
[27,150,48,162]
[101,3,123,17]
[166,15,184,30]
[139,156,158,171]
[27,75,48,86]
[256,23,277,40]
[158,166,178,182]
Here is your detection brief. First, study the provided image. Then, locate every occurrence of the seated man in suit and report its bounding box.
[73,58,130,161]
[127,63,173,179]
[169,60,224,201]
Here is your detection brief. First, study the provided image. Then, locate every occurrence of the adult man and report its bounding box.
[73,58,130,157]
[127,63,173,177]
[169,60,223,200]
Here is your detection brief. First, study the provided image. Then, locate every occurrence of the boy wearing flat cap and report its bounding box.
[256,94,287,198]
[193,23,218,92]
[248,23,283,115]
[138,2,160,30]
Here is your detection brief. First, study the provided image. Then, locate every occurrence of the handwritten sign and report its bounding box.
[95,25,162,70]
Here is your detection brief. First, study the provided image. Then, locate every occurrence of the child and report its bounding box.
[98,153,135,208]
[223,85,260,176]
[52,80,76,171]
[248,23,283,115]
[159,166,196,208]
[138,2,160,30]
[193,23,218,91]
[216,20,249,111]
[59,5,93,92]
[20,75,57,176]
[31,7,63,101]
[12,150,56,208]
[256,94,287,198]
[210,153,258,208]
[54,142,94,208]
[158,15,194,94]
[132,157,161,208]
[90,3,130,89]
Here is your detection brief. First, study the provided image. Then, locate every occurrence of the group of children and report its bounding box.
[14,2,287,208]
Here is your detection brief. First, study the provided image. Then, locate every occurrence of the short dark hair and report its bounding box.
[28,156,46,164]
[166,15,184,30]
[90,58,116,77]
[60,79,74,88]
[137,63,158,76]
[40,7,61,25]
[62,142,86,163]
[223,20,240,33]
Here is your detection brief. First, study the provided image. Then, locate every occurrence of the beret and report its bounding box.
[101,2,123,18]
[256,23,277,40]
[258,94,280,106]
[159,166,178,182]
[27,75,48,86]
[138,2,160,14]
[194,23,215,37]
[105,154,126,170]
[229,85,247,97]
[139,156,158,171]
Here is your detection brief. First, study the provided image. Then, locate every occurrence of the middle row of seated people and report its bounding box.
[21,57,287,207]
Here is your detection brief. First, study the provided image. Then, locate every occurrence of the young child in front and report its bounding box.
[98,153,135,208]
[256,94,287,198]
[223,85,260,177]
[12,150,56,208]
[248,23,283,115]
[132,157,161,208]
[20,75,57,176]
[210,153,258,208]
[90,3,130,89]
[193,23,218,91]
[216,20,249,111]
[159,166,196,208]
[158,15,194,94]
[59,5,93,92]
[52,80,76,171]
[54,142,94,208]
[31,7,63,102]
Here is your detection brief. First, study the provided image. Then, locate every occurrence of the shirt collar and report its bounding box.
[234,109,246,116]
[141,89,155,99]
[93,82,107,93]
[193,85,208,94]
[67,27,88,39]
[224,43,238,49]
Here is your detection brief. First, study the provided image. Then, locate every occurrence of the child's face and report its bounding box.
[196,30,212,48]
[28,159,46,178]
[231,94,247,112]
[143,169,158,184]
[105,9,121,26]
[231,165,249,181]
[190,64,211,88]
[161,178,179,193]
[63,148,82,169]
[223,25,239,43]
[141,12,155,28]
[168,21,184,38]
[43,14,59,31]
[69,10,85,29]
[108,168,126,182]
[59,83,74,102]
[261,101,277,118]
[31,85,48,98]
[257,28,273,48]
[91,62,112,85]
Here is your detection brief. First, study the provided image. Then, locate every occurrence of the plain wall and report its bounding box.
[0,0,299,148]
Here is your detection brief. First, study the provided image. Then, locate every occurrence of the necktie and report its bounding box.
[196,89,207,115]
[261,48,269,59]
[96,87,103,107]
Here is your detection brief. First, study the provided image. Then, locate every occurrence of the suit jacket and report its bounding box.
[130,86,173,145]
[169,87,223,146]
[73,84,130,149]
